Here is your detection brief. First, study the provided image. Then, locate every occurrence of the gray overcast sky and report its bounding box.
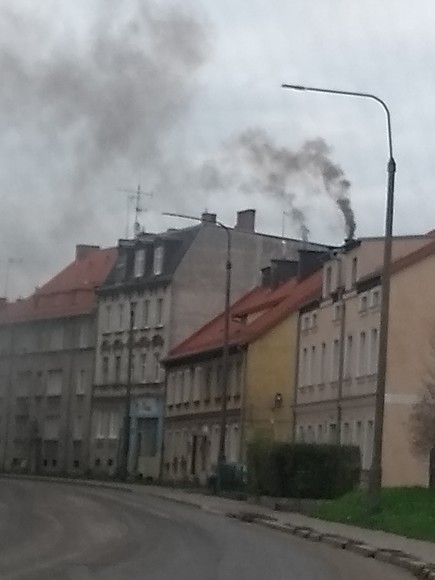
[1,0,435,296]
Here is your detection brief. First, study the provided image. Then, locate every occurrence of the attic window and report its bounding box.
[134,249,146,278]
[153,246,164,275]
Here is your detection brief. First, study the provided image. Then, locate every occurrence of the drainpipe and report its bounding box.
[237,347,248,463]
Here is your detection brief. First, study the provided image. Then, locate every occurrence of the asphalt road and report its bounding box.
[0,479,412,580]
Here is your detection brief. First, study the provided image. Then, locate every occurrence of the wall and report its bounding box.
[170,225,327,349]
[383,251,435,486]
[243,315,297,451]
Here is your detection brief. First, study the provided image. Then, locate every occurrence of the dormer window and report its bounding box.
[134,249,146,278]
[153,246,164,275]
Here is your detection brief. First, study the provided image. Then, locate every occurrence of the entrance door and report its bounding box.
[190,436,197,475]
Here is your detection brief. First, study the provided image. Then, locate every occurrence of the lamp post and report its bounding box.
[163,212,232,489]
[282,84,395,508]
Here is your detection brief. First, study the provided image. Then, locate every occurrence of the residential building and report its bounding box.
[0,245,116,474]
[162,252,327,483]
[294,233,435,487]
[92,209,330,479]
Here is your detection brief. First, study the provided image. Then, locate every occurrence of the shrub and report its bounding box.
[247,439,360,499]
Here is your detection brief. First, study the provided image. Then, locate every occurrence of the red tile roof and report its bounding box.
[0,247,117,324]
[166,271,322,362]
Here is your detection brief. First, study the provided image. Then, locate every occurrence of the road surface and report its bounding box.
[0,479,412,580]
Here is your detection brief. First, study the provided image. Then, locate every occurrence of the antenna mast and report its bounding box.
[118,185,153,237]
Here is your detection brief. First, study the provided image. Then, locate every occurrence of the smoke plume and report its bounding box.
[0,0,207,296]
[199,128,355,241]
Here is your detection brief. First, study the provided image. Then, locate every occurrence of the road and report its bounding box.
[0,479,412,580]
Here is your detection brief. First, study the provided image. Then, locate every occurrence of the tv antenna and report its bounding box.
[118,185,153,237]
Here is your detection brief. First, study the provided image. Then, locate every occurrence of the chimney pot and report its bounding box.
[235,209,256,232]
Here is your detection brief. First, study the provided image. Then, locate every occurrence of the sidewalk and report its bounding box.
[144,486,435,570]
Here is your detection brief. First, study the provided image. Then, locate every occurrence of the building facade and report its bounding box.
[294,234,435,486]
[91,210,330,480]
[0,245,116,474]
[163,254,326,483]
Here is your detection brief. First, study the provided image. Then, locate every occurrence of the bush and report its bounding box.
[247,439,360,499]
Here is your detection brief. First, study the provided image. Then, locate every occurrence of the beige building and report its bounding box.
[295,234,435,487]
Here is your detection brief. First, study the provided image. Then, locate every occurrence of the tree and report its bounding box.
[409,334,435,456]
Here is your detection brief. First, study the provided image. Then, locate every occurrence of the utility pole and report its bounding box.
[336,253,346,444]
[118,301,135,480]
[119,185,153,238]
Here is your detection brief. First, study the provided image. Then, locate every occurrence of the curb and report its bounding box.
[0,473,133,493]
[251,517,434,579]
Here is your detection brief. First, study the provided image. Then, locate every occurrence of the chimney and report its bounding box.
[261,266,272,288]
[271,259,299,287]
[235,209,256,233]
[298,249,331,280]
[201,212,217,224]
[75,244,100,260]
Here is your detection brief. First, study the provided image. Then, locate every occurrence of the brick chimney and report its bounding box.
[75,244,100,260]
[201,212,217,224]
[235,209,256,233]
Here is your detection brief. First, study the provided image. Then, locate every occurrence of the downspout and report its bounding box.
[336,255,346,444]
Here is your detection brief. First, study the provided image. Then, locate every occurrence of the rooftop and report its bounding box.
[0,246,117,325]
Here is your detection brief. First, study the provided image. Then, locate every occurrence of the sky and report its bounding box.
[1,0,435,296]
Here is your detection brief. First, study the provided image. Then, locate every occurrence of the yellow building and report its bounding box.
[162,257,325,482]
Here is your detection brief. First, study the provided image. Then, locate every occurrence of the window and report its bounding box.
[44,416,60,440]
[345,335,353,378]
[332,339,340,381]
[102,357,109,383]
[351,257,358,286]
[94,411,107,439]
[130,302,137,329]
[177,370,184,404]
[79,322,89,348]
[320,342,327,383]
[333,303,341,321]
[358,331,367,376]
[143,299,150,327]
[105,305,111,332]
[371,289,380,308]
[302,315,310,330]
[156,298,163,326]
[46,370,62,396]
[297,425,305,442]
[359,294,368,313]
[312,312,317,328]
[234,360,242,396]
[204,367,212,400]
[215,364,222,396]
[153,246,164,275]
[141,353,147,382]
[153,352,161,382]
[193,367,202,402]
[184,369,191,403]
[116,253,127,281]
[167,373,175,406]
[115,356,122,383]
[49,326,64,350]
[73,415,83,440]
[76,369,86,394]
[307,425,314,443]
[108,411,120,439]
[118,304,124,329]
[317,424,324,443]
[342,422,350,444]
[309,345,316,385]
[134,249,146,277]
[324,265,332,295]
[301,347,308,386]
[329,423,338,444]
[355,421,363,449]
[370,328,379,374]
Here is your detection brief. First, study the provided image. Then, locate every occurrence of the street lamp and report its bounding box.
[282,84,396,508]
[163,212,232,488]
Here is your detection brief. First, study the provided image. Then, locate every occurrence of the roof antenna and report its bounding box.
[118,185,153,237]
